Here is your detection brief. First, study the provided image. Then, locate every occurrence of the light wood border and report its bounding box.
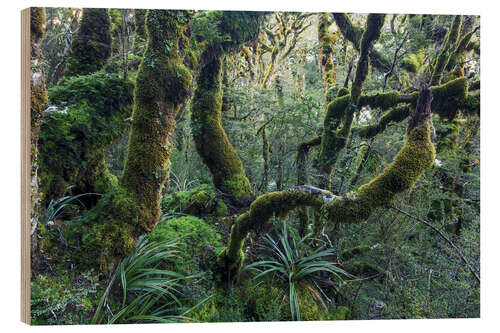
[21,7,31,325]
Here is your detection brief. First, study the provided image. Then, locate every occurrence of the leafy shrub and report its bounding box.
[244,222,352,320]
[92,236,197,324]
[31,271,100,325]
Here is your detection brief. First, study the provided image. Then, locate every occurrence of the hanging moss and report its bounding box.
[191,55,254,205]
[38,72,133,205]
[65,8,111,77]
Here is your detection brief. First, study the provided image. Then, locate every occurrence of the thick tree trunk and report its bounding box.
[30,7,47,271]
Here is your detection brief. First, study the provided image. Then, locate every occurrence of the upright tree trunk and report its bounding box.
[30,7,47,270]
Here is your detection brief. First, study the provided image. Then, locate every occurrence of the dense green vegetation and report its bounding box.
[30,8,479,324]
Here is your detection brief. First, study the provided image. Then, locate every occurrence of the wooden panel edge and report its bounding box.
[20,7,31,325]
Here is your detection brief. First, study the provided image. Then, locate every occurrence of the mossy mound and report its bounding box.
[150,216,221,273]
[161,184,228,217]
[38,72,133,205]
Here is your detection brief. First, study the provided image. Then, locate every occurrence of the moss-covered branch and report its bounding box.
[64,10,194,272]
[351,14,386,104]
[430,15,463,86]
[39,73,133,204]
[353,104,411,139]
[333,13,390,71]
[218,84,435,279]
[317,14,385,189]
[120,10,193,231]
[190,12,264,205]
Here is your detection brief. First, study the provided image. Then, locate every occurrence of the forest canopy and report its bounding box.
[29,8,479,324]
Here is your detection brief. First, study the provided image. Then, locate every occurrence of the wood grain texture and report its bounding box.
[21,7,31,325]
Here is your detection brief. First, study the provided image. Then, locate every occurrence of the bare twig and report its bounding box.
[391,206,480,283]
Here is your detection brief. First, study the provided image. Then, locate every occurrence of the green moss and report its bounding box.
[355,104,411,138]
[30,7,45,41]
[333,13,390,70]
[351,14,386,104]
[318,94,354,186]
[325,121,435,225]
[337,87,350,97]
[59,186,139,273]
[401,53,423,73]
[430,15,463,86]
[65,8,111,77]
[190,55,254,205]
[430,76,468,120]
[161,184,228,217]
[318,13,337,107]
[359,91,401,111]
[150,216,221,272]
[38,72,133,204]
[463,91,480,116]
[133,9,147,39]
[219,189,329,278]
[120,10,194,233]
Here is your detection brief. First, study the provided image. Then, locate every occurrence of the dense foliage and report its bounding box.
[31,9,480,324]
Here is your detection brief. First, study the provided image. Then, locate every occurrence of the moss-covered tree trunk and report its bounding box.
[318,13,338,108]
[317,14,385,190]
[191,55,254,206]
[30,7,47,269]
[120,10,193,232]
[67,10,193,272]
[65,8,111,77]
